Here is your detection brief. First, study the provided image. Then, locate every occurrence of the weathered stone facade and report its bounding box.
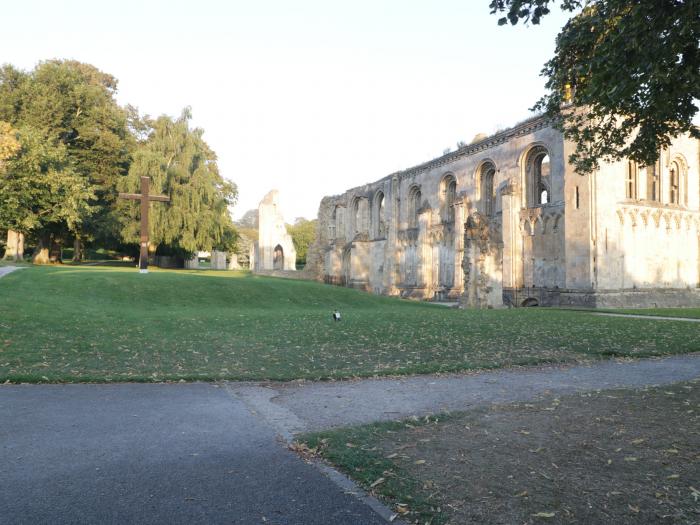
[309,115,700,307]
[251,190,297,272]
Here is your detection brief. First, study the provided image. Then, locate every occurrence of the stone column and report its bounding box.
[453,201,465,296]
[417,209,432,297]
[501,182,523,293]
[385,176,400,295]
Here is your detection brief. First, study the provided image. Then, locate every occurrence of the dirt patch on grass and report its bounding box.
[301,380,700,524]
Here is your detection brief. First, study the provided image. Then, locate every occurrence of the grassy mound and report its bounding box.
[0,266,698,382]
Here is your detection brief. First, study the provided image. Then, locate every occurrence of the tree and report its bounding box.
[0,125,93,263]
[118,108,238,260]
[0,61,132,262]
[0,122,19,162]
[490,0,700,172]
[286,218,317,267]
[0,121,21,260]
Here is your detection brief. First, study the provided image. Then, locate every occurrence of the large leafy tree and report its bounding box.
[490,0,700,172]
[0,125,93,262]
[0,61,132,262]
[118,109,238,259]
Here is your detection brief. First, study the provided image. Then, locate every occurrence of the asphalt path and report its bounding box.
[0,383,386,525]
[229,354,700,433]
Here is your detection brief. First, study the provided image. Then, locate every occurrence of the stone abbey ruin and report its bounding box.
[307,115,700,308]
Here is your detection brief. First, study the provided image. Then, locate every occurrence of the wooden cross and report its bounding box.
[119,176,170,273]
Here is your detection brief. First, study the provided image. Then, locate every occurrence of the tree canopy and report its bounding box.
[0,60,132,261]
[286,218,317,266]
[0,60,239,263]
[490,0,700,172]
[117,109,238,257]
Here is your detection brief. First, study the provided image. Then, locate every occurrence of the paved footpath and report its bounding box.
[227,354,700,436]
[2,354,699,524]
[0,384,386,525]
[0,266,23,278]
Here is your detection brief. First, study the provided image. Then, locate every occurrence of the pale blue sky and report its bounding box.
[3,0,573,220]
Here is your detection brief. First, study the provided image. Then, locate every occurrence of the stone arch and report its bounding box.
[440,173,457,223]
[407,184,422,229]
[373,190,386,238]
[522,144,551,207]
[273,244,285,270]
[476,159,497,216]
[352,196,369,236]
[669,155,688,206]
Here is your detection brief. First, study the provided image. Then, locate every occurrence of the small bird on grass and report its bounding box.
[332,310,341,322]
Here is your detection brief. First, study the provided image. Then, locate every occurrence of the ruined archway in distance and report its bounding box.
[273,244,284,270]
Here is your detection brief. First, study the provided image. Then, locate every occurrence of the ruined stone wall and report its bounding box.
[253,190,297,272]
[310,114,700,308]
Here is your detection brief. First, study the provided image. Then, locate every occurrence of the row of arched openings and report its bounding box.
[329,145,553,240]
[626,158,687,206]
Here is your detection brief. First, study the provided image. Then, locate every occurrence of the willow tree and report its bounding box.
[118,109,238,261]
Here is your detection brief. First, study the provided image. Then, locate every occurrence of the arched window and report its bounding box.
[440,175,457,223]
[352,197,369,235]
[643,163,661,202]
[408,186,421,229]
[525,146,551,207]
[669,162,680,205]
[625,161,638,199]
[373,191,386,237]
[479,162,496,216]
[668,159,686,206]
[273,244,284,270]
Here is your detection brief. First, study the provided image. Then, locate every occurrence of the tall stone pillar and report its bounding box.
[453,200,465,296]
[418,209,432,297]
[501,179,523,304]
[385,176,400,295]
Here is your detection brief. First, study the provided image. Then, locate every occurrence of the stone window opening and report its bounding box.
[625,161,638,199]
[352,197,369,236]
[644,163,661,202]
[479,162,496,216]
[373,191,386,238]
[441,175,457,223]
[273,244,284,270]
[669,160,685,206]
[525,146,551,207]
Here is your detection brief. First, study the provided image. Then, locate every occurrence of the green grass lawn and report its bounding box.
[603,308,700,319]
[0,265,698,383]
